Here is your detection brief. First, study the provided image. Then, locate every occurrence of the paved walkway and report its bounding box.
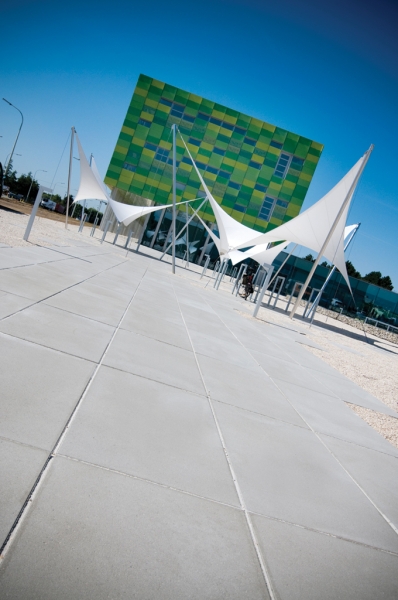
[0,240,397,599]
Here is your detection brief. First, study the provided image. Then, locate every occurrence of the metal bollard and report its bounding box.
[100,220,112,244]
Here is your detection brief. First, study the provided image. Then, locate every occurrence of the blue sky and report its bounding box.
[1,0,397,285]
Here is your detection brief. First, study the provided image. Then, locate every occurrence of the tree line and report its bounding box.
[303,254,393,291]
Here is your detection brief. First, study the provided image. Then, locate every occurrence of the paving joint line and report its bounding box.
[208,297,398,540]
[173,284,277,600]
[0,258,128,322]
[56,454,241,512]
[0,268,149,560]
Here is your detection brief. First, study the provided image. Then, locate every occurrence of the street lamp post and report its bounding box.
[26,169,47,203]
[2,99,24,181]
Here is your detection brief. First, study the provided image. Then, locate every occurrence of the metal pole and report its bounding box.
[2,98,24,182]
[160,199,207,260]
[186,202,189,269]
[136,213,150,252]
[65,127,74,229]
[172,124,176,274]
[23,186,52,241]
[253,266,274,318]
[268,244,297,288]
[200,255,211,279]
[306,223,361,320]
[290,147,373,319]
[232,263,247,295]
[215,259,229,290]
[101,220,112,243]
[26,169,47,204]
[113,223,122,245]
[213,258,226,288]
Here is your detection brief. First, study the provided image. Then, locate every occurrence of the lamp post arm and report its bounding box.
[2,100,24,180]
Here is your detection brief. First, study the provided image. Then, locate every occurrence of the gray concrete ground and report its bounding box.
[0,237,398,599]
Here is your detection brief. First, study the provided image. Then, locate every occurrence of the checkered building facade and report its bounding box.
[105,74,323,233]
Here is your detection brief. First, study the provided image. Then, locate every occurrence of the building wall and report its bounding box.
[105,74,323,234]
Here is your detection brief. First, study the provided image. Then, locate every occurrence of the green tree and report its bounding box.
[362,271,394,291]
[304,254,315,262]
[346,260,361,279]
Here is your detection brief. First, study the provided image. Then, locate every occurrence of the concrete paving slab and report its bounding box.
[0,247,68,270]
[307,369,398,416]
[213,401,398,552]
[189,329,260,371]
[321,435,398,529]
[250,351,339,396]
[60,366,239,505]
[103,328,206,395]
[121,309,191,350]
[0,263,88,301]
[273,378,398,457]
[197,353,308,427]
[44,282,132,327]
[0,292,33,319]
[252,514,398,600]
[0,438,48,545]
[0,457,268,599]
[0,303,115,362]
[0,334,94,450]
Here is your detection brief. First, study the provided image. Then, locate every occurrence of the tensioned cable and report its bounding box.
[50,130,71,190]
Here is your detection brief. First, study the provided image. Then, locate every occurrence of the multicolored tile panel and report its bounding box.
[105,74,323,233]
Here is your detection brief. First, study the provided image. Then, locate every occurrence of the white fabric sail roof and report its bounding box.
[74,133,110,204]
[179,134,260,253]
[228,241,290,266]
[74,132,191,226]
[235,154,367,289]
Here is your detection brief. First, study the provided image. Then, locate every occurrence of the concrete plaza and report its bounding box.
[0,238,397,599]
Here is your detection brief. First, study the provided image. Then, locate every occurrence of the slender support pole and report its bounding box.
[306,223,360,320]
[136,213,151,252]
[65,126,74,230]
[160,199,207,260]
[172,124,177,274]
[186,202,189,269]
[113,223,122,245]
[253,266,274,318]
[101,220,112,243]
[268,244,297,288]
[200,255,211,279]
[214,258,226,288]
[3,99,24,182]
[23,186,52,241]
[232,263,247,295]
[215,259,229,290]
[289,146,373,319]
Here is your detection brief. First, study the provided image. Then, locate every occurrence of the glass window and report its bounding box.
[234,203,246,213]
[249,161,261,169]
[210,117,222,126]
[291,156,304,168]
[276,199,288,208]
[182,156,191,164]
[222,121,234,131]
[229,181,241,190]
[198,112,210,121]
[170,108,183,117]
[213,147,225,156]
[274,152,292,179]
[144,142,157,152]
[123,162,137,172]
[144,104,156,115]
[138,119,151,128]
[219,170,231,179]
[270,140,283,149]
[244,137,256,146]
[183,114,195,123]
[188,137,201,146]
[196,161,207,170]
[176,182,186,191]
[206,166,218,175]
[259,196,276,221]
[254,183,267,193]
[159,98,172,107]
[234,126,246,136]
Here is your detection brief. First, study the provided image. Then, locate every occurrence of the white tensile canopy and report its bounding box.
[228,241,290,267]
[235,154,368,289]
[179,134,260,253]
[74,133,109,204]
[74,133,191,226]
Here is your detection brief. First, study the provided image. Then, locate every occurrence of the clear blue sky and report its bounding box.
[1,0,397,286]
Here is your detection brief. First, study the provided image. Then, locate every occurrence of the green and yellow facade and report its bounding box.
[105,74,323,233]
